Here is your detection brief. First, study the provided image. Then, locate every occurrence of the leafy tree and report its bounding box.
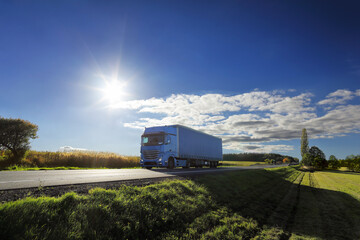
[327,155,340,170]
[301,153,313,166]
[301,128,309,158]
[223,153,294,162]
[313,156,328,170]
[346,154,356,160]
[309,146,326,160]
[308,146,326,170]
[0,117,38,163]
[354,157,360,172]
[344,156,360,172]
[283,158,290,163]
[328,159,341,170]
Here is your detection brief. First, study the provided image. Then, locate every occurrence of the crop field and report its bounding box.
[220,161,268,167]
[0,151,140,170]
[1,167,359,239]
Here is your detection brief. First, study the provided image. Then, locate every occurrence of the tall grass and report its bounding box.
[0,180,260,239]
[17,151,140,169]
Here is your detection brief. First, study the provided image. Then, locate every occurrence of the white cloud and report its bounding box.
[114,89,360,153]
[318,89,359,105]
[223,143,294,153]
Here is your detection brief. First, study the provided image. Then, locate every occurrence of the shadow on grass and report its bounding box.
[323,169,360,176]
[192,169,360,240]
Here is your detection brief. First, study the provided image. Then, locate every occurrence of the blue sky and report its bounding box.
[1,1,360,159]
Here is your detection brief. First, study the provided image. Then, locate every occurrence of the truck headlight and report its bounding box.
[158,157,162,162]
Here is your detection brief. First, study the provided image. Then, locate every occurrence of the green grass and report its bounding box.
[290,171,360,239]
[220,160,268,167]
[1,167,359,239]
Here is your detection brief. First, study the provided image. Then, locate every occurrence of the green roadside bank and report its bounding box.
[1,166,359,239]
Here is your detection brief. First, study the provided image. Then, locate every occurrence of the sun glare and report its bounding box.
[89,64,132,108]
[103,80,126,101]
[97,78,129,107]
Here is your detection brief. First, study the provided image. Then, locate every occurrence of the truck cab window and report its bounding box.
[142,137,149,144]
[142,134,165,146]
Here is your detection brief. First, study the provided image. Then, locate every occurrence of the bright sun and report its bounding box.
[101,79,127,104]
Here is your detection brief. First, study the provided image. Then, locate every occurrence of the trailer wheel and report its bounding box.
[210,161,217,168]
[167,157,175,169]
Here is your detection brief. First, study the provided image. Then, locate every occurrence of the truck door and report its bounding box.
[165,134,176,156]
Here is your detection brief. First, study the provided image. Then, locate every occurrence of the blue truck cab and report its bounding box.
[140,125,222,169]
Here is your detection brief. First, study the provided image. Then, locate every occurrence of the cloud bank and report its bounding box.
[111,89,360,153]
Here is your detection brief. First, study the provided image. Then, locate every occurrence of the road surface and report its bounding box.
[0,164,286,190]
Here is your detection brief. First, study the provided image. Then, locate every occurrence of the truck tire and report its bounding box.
[168,157,175,169]
[210,161,218,168]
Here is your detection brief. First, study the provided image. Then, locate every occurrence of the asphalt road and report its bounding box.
[0,164,286,190]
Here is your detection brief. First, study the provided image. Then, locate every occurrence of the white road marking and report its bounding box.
[0,180,35,184]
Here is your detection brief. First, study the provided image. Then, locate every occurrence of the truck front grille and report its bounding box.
[144,161,157,166]
[143,150,160,160]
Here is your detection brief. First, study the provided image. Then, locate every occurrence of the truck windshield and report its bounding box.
[142,134,165,146]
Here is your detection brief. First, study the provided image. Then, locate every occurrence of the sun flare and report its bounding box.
[102,79,127,103]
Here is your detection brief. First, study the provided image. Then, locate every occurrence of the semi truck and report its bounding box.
[140,125,222,169]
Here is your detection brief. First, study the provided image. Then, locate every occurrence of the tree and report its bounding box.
[301,153,313,166]
[0,117,38,163]
[313,156,328,170]
[329,155,337,161]
[301,128,309,158]
[283,157,290,163]
[309,146,326,160]
[328,159,340,170]
[308,146,326,170]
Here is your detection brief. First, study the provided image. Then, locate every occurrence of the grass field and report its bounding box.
[1,167,359,239]
[220,160,268,167]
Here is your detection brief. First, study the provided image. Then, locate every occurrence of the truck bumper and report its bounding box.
[140,159,163,168]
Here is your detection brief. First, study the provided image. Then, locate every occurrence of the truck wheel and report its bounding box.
[168,158,175,169]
